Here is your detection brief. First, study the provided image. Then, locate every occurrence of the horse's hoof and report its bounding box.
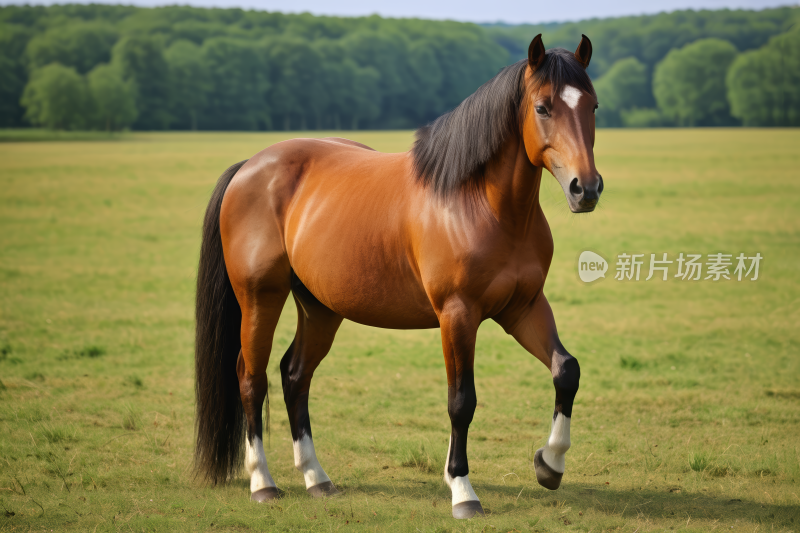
[534,448,563,490]
[307,481,340,498]
[250,487,283,502]
[452,500,485,519]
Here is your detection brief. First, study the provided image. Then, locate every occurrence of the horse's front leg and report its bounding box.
[439,299,484,519]
[501,294,580,490]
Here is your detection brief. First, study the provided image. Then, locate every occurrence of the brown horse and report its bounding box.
[195,34,601,519]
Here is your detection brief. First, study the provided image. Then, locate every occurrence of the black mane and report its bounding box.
[412,48,594,196]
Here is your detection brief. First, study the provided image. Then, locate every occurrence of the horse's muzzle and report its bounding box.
[568,175,603,213]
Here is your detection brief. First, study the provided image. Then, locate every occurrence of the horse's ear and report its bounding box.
[528,34,546,71]
[574,34,592,69]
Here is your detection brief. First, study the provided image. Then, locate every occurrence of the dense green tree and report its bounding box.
[340,31,414,128]
[87,63,137,131]
[593,57,652,127]
[429,31,509,114]
[335,59,381,130]
[403,40,445,125]
[0,4,137,27]
[0,24,32,126]
[0,24,32,65]
[113,35,172,130]
[653,38,739,126]
[312,41,380,129]
[201,37,268,130]
[727,31,800,126]
[25,21,118,74]
[264,36,325,130]
[21,63,90,129]
[171,20,228,45]
[283,12,352,41]
[164,39,208,130]
[0,53,24,127]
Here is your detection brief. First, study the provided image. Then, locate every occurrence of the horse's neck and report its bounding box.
[482,133,543,233]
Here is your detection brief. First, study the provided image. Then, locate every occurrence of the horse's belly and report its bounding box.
[292,254,439,329]
[326,283,439,330]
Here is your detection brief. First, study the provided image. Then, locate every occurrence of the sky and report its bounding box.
[1,0,795,24]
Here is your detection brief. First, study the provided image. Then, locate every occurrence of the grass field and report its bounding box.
[1,129,798,532]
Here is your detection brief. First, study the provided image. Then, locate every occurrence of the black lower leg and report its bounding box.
[551,349,580,419]
[447,372,477,479]
[532,349,580,491]
[237,352,267,445]
[280,341,312,442]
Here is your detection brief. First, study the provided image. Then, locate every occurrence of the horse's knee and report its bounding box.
[552,354,580,417]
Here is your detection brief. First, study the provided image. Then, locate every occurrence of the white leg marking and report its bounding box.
[443,435,479,506]
[541,413,571,473]
[560,85,582,110]
[293,435,331,488]
[449,476,479,506]
[245,436,277,492]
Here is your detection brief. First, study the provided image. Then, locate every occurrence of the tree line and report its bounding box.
[1,5,798,131]
[0,6,508,131]
[487,8,800,127]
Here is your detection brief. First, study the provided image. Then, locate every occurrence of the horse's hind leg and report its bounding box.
[281,274,343,497]
[235,282,290,501]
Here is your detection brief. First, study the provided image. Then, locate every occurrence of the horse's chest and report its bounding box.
[493,243,552,306]
[503,259,548,301]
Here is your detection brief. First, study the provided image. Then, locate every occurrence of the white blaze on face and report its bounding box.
[443,435,480,505]
[560,86,582,110]
[293,435,332,488]
[245,436,277,492]
[541,413,571,473]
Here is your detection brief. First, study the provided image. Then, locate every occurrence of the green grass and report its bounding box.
[1,129,799,532]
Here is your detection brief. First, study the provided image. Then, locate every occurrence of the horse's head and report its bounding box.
[521,34,602,213]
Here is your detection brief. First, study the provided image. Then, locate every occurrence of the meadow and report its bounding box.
[0,129,798,532]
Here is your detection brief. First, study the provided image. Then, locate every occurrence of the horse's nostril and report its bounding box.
[569,178,583,197]
[597,175,604,194]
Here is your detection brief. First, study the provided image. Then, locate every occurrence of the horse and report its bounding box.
[194,34,601,519]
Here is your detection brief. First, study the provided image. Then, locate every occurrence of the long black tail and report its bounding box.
[194,160,248,484]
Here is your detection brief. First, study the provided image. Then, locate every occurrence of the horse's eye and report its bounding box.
[593,104,599,114]
[535,106,548,116]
